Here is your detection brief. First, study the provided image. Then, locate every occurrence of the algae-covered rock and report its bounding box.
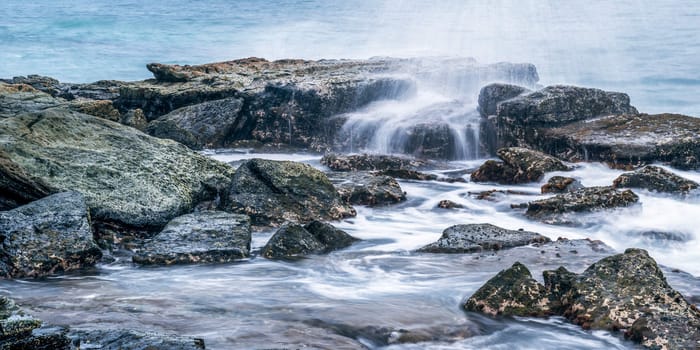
[613,165,698,193]
[223,158,355,226]
[261,221,358,259]
[418,223,550,253]
[471,147,570,184]
[0,192,102,279]
[132,211,251,265]
[525,186,639,222]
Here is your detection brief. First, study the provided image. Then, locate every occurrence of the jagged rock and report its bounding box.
[541,176,584,194]
[329,172,406,206]
[120,108,148,130]
[437,200,464,209]
[0,83,63,118]
[0,192,102,279]
[0,108,235,247]
[69,99,121,121]
[147,97,244,149]
[0,150,55,210]
[262,221,358,258]
[471,147,570,184]
[417,224,550,253]
[3,75,62,96]
[0,296,71,349]
[321,153,434,172]
[376,169,438,181]
[525,186,639,222]
[69,329,205,350]
[477,83,530,117]
[132,211,251,265]
[613,165,698,193]
[222,158,355,226]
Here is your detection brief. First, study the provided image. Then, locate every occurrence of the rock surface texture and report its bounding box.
[262,221,358,258]
[418,224,550,253]
[470,147,570,184]
[69,329,206,350]
[525,186,639,223]
[541,176,583,194]
[613,165,698,193]
[0,296,71,349]
[329,172,406,206]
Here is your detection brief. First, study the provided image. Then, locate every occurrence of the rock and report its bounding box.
[437,200,464,209]
[541,176,584,194]
[0,296,71,349]
[525,186,639,222]
[0,192,102,279]
[613,165,698,193]
[321,153,435,172]
[477,83,530,117]
[0,83,63,118]
[464,262,551,317]
[329,172,406,206]
[0,108,235,247]
[261,221,357,258]
[69,99,121,121]
[417,224,550,253]
[0,150,55,210]
[402,122,459,159]
[222,158,355,226]
[120,108,148,130]
[471,147,570,184]
[69,329,205,350]
[376,169,438,181]
[56,80,125,101]
[132,211,251,265]
[4,75,62,96]
[147,97,244,149]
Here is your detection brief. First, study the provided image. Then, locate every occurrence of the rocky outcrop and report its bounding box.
[477,83,530,117]
[329,172,406,206]
[525,186,639,223]
[321,153,435,172]
[0,108,235,247]
[0,150,55,210]
[222,158,355,226]
[613,165,698,193]
[465,249,700,349]
[69,329,205,350]
[132,211,251,265]
[0,296,71,349]
[470,147,570,184]
[261,221,358,258]
[0,83,63,118]
[417,224,550,253]
[541,176,583,194]
[147,97,244,149]
[0,192,102,279]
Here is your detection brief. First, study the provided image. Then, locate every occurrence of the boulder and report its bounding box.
[222,158,355,226]
[132,211,251,265]
[0,296,71,349]
[376,169,438,181]
[0,83,63,118]
[69,329,205,350]
[541,176,584,194]
[417,224,550,253]
[437,200,464,209]
[471,147,570,184]
[147,97,244,149]
[525,186,639,222]
[0,192,102,279]
[321,153,435,172]
[329,172,406,206]
[613,165,698,193]
[402,122,459,159]
[477,83,530,117]
[0,150,55,210]
[261,221,358,259]
[0,108,235,246]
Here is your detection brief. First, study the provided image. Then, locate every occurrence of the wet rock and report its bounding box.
[613,165,698,193]
[634,230,689,241]
[525,186,639,222]
[0,150,55,210]
[471,147,570,184]
[437,200,464,209]
[0,108,235,247]
[321,153,435,172]
[0,296,71,349]
[262,221,358,258]
[464,262,551,317]
[402,122,458,159]
[0,192,102,279]
[469,189,535,201]
[541,176,583,194]
[132,211,251,265]
[377,169,438,181]
[69,329,205,350]
[147,97,244,149]
[330,172,406,206]
[222,158,355,226]
[477,83,530,117]
[417,224,550,253]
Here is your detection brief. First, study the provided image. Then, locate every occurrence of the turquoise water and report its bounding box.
[1,0,699,115]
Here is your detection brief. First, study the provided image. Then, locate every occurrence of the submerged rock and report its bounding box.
[69,329,205,350]
[437,200,464,209]
[417,224,550,253]
[132,211,251,265]
[321,153,435,172]
[525,186,639,222]
[330,172,406,206]
[471,147,570,184]
[262,221,358,259]
[0,192,102,279]
[541,176,583,194]
[223,158,355,226]
[0,296,71,349]
[613,165,698,193]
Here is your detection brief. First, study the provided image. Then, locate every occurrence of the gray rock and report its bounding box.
[0,296,71,349]
[147,97,244,149]
[0,83,63,118]
[417,223,550,253]
[222,158,355,227]
[477,83,530,117]
[541,176,584,194]
[262,221,357,259]
[132,211,251,265]
[69,329,205,350]
[471,147,570,184]
[525,186,639,223]
[329,171,406,206]
[613,165,698,193]
[321,153,436,172]
[376,169,438,181]
[304,220,359,251]
[0,192,102,279]
[0,150,55,210]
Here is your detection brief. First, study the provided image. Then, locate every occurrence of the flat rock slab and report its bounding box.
[417,223,550,253]
[262,221,358,259]
[69,329,205,350]
[613,165,699,193]
[132,211,251,265]
[0,192,102,278]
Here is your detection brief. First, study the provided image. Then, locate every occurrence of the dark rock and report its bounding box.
[0,108,235,247]
[0,192,102,279]
[417,224,550,253]
[0,150,55,210]
[437,200,464,209]
[262,221,357,258]
[69,329,205,350]
[321,153,435,172]
[377,169,438,181]
[541,176,584,194]
[402,122,459,159]
[613,165,698,193]
[471,147,570,184]
[222,158,355,227]
[132,211,251,265]
[330,172,406,206]
[5,75,62,96]
[147,97,244,149]
[634,230,689,241]
[525,186,639,222]
[56,80,125,101]
[464,262,551,317]
[477,83,530,117]
[469,189,535,201]
[0,296,71,349]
